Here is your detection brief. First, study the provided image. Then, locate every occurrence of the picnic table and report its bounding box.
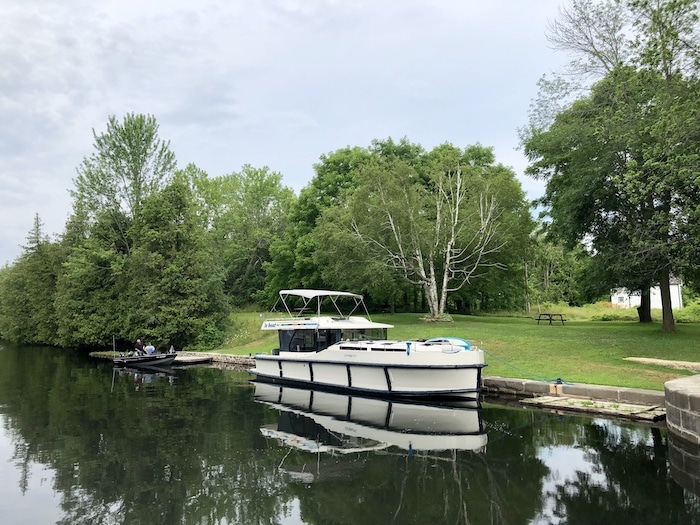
[535,313,566,325]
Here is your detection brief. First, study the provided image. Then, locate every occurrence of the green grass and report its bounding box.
[217,309,700,392]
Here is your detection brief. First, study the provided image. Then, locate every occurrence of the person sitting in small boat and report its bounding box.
[145,343,155,354]
[134,338,145,355]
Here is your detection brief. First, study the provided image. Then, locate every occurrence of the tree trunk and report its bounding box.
[524,261,531,313]
[637,289,652,323]
[659,268,676,332]
[423,280,440,319]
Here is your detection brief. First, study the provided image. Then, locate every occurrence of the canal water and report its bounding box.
[0,343,698,524]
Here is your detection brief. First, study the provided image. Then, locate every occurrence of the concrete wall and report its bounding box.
[665,375,700,445]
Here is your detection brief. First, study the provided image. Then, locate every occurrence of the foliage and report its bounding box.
[263,144,374,300]
[123,175,229,350]
[188,164,295,306]
[0,215,63,344]
[71,113,176,255]
[523,0,700,332]
[675,299,700,323]
[307,141,532,319]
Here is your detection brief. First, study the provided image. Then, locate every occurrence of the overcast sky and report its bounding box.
[1,0,568,266]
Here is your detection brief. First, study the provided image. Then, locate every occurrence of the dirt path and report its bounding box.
[624,357,700,372]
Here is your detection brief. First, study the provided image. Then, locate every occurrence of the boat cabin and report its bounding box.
[261,290,393,354]
[268,318,390,354]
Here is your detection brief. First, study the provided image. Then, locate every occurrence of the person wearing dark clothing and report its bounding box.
[134,338,145,355]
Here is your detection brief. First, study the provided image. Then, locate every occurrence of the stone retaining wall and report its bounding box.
[665,375,700,445]
[668,434,700,497]
[184,352,255,369]
[482,376,666,405]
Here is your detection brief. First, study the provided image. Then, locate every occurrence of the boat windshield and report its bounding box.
[278,327,388,352]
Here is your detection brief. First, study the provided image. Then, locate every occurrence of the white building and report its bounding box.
[611,282,683,310]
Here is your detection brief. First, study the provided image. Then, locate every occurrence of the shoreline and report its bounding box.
[98,351,700,435]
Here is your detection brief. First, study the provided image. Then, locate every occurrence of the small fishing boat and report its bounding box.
[249,289,487,399]
[113,347,177,368]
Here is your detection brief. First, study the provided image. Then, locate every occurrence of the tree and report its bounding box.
[53,209,128,347]
[194,165,295,306]
[264,145,372,299]
[0,214,62,344]
[524,0,700,331]
[546,0,629,77]
[123,174,229,349]
[345,146,507,320]
[71,113,176,255]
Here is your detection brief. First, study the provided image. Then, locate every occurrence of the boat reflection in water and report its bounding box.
[111,365,176,392]
[253,382,487,457]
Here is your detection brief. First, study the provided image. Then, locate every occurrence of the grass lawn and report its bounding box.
[217,311,700,392]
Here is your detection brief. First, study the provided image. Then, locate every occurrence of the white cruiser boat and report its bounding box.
[250,289,486,399]
[254,382,487,454]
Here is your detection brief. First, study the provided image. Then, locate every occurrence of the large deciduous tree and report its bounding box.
[71,113,176,255]
[190,164,295,306]
[56,113,177,346]
[523,0,700,331]
[341,144,509,320]
[288,139,530,316]
[264,145,373,298]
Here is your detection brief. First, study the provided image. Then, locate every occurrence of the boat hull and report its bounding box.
[113,353,177,368]
[251,349,485,398]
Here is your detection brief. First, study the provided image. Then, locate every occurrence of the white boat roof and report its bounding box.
[261,315,392,331]
[279,289,363,300]
[264,289,393,330]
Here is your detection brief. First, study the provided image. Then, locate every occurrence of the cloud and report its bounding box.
[0,0,566,265]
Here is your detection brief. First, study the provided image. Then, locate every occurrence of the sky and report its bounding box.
[1,0,569,266]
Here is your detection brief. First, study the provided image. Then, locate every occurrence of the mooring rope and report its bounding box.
[481,348,573,385]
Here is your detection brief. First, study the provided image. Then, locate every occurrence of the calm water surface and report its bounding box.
[0,343,698,525]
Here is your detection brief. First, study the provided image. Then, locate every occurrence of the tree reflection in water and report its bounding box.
[0,343,698,524]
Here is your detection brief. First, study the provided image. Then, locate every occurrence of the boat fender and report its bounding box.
[406,342,411,355]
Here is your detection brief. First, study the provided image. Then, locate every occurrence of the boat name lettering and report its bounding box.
[263,321,319,329]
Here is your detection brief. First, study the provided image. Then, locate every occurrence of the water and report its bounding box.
[0,343,698,525]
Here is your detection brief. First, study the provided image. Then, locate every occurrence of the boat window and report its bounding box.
[278,331,293,352]
[284,330,316,352]
[329,330,342,344]
[338,345,367,351]
[314,330,342,351]
[341,328,387,341]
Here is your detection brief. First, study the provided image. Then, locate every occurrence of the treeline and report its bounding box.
[0,114,604,350]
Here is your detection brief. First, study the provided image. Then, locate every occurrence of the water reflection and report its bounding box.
[0,344,698,524]
[669,434,700,497]
[254,382,487,457]
[112,365,176,391]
